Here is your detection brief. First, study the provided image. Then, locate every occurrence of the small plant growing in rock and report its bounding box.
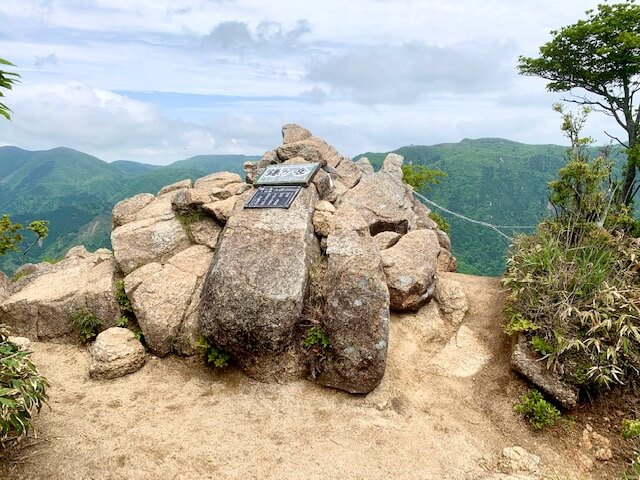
[115,280,132,314]
[115,316,128,328]
[303,327,330,350]
[71,310,102,344]
[622,419,640,440]
[0,324,49,447]
[195,337,231,368]
[514,389,561,430]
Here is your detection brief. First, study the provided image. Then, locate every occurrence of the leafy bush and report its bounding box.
[0,324,49,447]
[622,419,640,440]
[401,164,446,192]
[303,327,330,350]
[195,337,231,368]
[71,310,102,344]
[514,389,561,430]
[504,224,640,389]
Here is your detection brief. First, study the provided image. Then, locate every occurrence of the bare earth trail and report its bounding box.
[1,274,592,479]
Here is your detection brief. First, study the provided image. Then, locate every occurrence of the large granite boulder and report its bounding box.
[380,229,441,311]
[316,211,390,393]
[199,187,320,381]
[124,245,213,357]
[0,248,120,340]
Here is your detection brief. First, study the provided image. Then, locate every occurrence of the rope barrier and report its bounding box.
[412,191,537,242]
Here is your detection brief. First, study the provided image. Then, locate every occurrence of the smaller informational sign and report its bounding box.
[254,163,320,186]
[244,186,302,209]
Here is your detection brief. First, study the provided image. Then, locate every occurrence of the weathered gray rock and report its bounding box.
[437,248,458,272]
[8,336,31,350]
[326,180,349,205]
[498,447,540,476]
[338,166,419,234]
[244,161,257,184]
[0,271,11,302]
[202,196,238,223]
[171,188,212,211]
[381,153,404,180]
[111,217,192,275]
[174,281,205,356]
[133,193,175,222]
[0,249,120,340]
[189,218,223,250]
[88,327,146,379]
[380,229,440,311]
[199,186,320,381]
[311,168,334,200]
[511,335,578,409]
[373,231,401,250]
[434,275,468,325]
[436,229,452,251]
[224,182,251,196]
[158,179,192,196]
[335,158,362,189]
[313,201,336,237]
[282,124,312,144]
[210,187,233,200]
[124,245,213,357]
[276,135,346,168]
[194,172,242,191]
[318,211,390,394]
[112,193,155,227]
[355,157,374,176]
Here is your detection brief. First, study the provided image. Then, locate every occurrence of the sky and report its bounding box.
[0,0,615,164]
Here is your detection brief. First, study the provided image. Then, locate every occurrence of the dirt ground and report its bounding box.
[0,274,629,479]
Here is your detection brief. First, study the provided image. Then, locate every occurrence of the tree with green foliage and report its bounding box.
[0,58,19,120]
[518,1,640,205]
[0,215,49,266]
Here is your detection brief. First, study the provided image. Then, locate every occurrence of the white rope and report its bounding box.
[412,191,536,242]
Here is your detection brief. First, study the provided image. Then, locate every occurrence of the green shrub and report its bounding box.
[115,280,132,314]
[303,327,330,350]
[514,389,561,430]
[0,324,49,447]
[401,164,446,192]
[622,419,640,440]
[71,310,102,343]
[429,212,451,234]
[504,223,640,390]
[195,337,231,368]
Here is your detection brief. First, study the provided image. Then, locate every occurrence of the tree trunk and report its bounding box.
[621,135,638,206]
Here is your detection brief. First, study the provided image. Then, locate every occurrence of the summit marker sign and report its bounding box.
[254,163,320,186]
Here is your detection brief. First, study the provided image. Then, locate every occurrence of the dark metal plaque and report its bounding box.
[254,162,321,186]
[244,186,302,209]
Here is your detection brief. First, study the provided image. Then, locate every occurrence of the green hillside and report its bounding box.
[0,147,258,274]
[356,138,627,276]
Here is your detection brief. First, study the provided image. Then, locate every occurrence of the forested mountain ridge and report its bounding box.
[0,146,259,274]
[356,138,627,275]
[0,139,624,276]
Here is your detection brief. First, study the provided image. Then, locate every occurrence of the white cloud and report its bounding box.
[0,0,621,163]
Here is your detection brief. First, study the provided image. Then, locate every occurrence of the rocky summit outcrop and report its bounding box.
[0,246,119,341]
[0,124,461,395]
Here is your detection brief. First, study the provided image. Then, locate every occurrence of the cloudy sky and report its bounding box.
[0,0,613,164]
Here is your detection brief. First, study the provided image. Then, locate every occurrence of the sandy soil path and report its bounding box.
[0,274,592,479]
